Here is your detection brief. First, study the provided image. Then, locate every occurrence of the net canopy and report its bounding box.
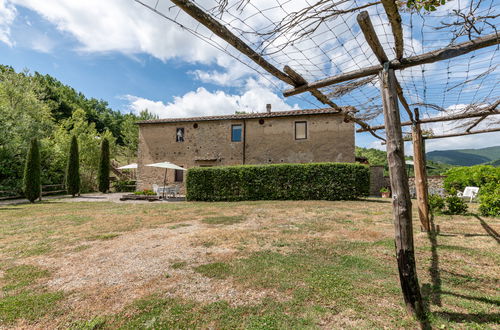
[135,0,499,139]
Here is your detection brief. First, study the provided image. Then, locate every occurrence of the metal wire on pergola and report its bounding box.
[133,0,499,322]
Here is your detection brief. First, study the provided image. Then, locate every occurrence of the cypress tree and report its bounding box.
[97,137,110,193]
[66,135,80,197]
[23,138,41,203]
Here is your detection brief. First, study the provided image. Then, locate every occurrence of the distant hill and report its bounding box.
[426,146,500,166]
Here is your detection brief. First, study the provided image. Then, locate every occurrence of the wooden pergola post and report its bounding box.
[380,64,425,319]
[412,108,430,231]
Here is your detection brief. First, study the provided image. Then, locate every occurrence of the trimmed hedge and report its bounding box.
[186,162,369,201]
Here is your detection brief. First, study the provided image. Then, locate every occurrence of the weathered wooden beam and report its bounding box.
[381,0,404,60]
[380,65,425,319]
[169,0,294,85]
[357,100,500,132]
[395,81,415,123]
[357,11,389,63]
[423,127,500,139]
[284,33,500,97]
[411,108,430,232]
[465,116,487,132]
[357,11,414,122]
[283,65,387,142]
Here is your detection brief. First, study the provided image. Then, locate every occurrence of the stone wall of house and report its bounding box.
[369,165,385,196]
[137,113,354,191]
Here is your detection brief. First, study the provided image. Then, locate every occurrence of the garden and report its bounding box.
[0,198,498,328]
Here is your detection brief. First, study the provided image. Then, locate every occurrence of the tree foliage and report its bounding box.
[0,65,156,194]
[23,138,41,202]
[98,138,110,193]
[66,135,80,197]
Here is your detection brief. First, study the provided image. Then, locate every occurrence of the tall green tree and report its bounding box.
[66,135,80,197]
[23,138,41,202]
[97,137,110,193]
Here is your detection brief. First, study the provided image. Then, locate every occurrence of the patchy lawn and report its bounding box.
[0,199,498,329]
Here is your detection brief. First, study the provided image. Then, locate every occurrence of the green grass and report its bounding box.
[0,291,64,323]
[168,223,192,230]
[89,233,120,240]
[202,215,244,225]
[111,296,315,329]
[0,199,498,328]
[2,264,50,292]
[0,263,63,324]
[69,316,107,330]
[193,262,231,279]
[171,261,187,269]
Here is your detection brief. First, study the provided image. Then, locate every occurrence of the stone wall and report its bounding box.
[372,174,446,198]
[408,175,446,197]
[137,113,354,191]
[369,166,385,196]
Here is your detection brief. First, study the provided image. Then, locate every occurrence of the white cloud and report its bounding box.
[124,79,299,118]
[30,32,55,53]
[9,0,223,63]
[0,0,16,46]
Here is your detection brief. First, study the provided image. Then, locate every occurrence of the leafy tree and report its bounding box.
[23,138,41,202]
[405,0,449,11]
[66,135,80,197]
[118,110,158,162]
[0,66,53,193]
[97,138,110,193]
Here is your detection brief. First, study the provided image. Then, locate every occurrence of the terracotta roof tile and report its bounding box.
[136,107,343,124]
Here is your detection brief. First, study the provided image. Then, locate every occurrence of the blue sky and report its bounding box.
[0,0,498,152]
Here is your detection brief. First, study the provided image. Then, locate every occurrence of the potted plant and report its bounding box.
[380,187,391,198]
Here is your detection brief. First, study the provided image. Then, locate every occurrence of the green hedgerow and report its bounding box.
[65,135,80,197]
[186,162,369,202]
[22,138,41,203]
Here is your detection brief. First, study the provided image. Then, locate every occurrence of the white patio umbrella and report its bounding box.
[117,163,138,170]
[145,162,186,198]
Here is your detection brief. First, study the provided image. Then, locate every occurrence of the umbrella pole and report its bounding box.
[163,168,167,199]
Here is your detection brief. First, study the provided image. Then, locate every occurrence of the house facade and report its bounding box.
[136,108,355,190]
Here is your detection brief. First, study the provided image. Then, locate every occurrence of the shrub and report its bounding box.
[97,138,110,193]
[444,165,500,193]
[444,165,500,216]
[428,194,445,214]
[186,162,369,202]
[444,196,468,215]
[134,189,156,196]
[23,138,41,203]
[113,180,136,192]
[65,135,80,197]
[479,182,500,217]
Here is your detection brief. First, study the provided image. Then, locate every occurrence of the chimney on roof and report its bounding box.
[266,104,272,113]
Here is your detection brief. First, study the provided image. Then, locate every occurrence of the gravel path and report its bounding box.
[0,193,185,205]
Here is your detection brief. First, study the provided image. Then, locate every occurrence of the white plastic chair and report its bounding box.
[152,184,159,193]
[457,186,479,202]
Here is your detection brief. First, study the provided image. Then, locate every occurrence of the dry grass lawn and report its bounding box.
[0,199,498,329]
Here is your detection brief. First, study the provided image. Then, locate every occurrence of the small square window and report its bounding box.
[176,128,184,142]
[295,121,307,140]
[175,168,184,182]
[231,124,242,142]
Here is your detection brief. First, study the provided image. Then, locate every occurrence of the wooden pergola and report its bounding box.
[136,0,500,321]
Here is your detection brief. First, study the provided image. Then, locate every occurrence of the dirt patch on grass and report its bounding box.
[29,219,288,314]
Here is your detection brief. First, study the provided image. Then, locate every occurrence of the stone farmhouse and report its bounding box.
[136,107,355,190]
